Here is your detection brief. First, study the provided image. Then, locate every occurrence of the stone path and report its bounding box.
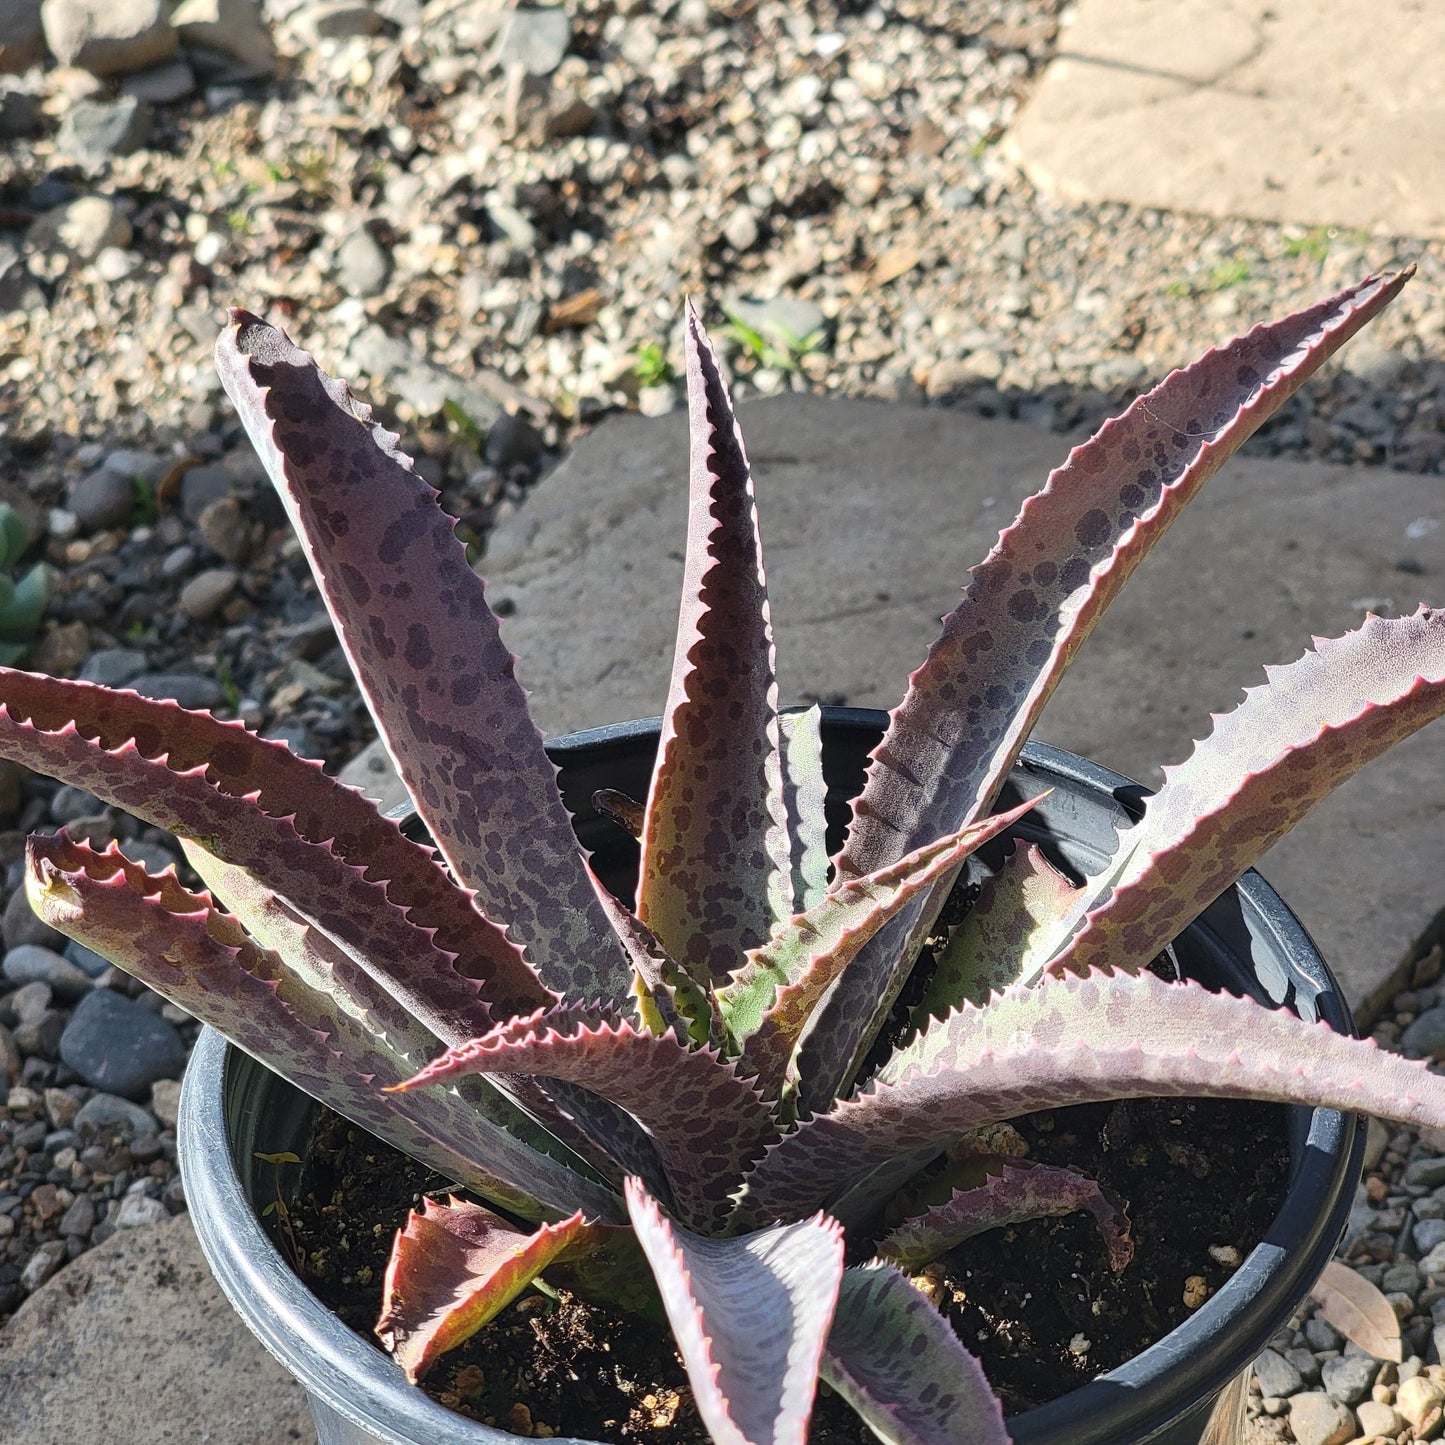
[346,394,1445,1026]
[1006,0,1445,237]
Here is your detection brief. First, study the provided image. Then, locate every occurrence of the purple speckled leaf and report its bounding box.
[395,1005,780,1233]
[27,836,618,1222]
[637,305,791,982]
[0,668,551,1017]
[821,1264,1009,1445]
[1049,608,1445,981]
[590,873,718,1046]
[214,313,625,1003]
[721,797,1041,1104]
[780,707,829,914]
[917,844,1079,1019]
[625,1177,844,1445]
[877,1157,1132,1272]
[378,1199,608,1380]
[740,970,1445,1224]
[0,684,496,1044]
[798,272,1412,1113]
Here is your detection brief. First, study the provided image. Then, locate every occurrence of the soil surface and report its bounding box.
[284,1092,1288,1440]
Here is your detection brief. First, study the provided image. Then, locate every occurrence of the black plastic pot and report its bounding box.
[179,710,1364,1445]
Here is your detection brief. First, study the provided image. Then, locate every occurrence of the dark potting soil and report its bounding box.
[281,1092,1288,1441]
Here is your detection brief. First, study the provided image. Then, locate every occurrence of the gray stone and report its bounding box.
[119,57,194,102]
[197,495,252,562]
[1416,1217,1445,1255]
[723,204,760,252]
[0,1020,19,1082]
[1363,1115,1390,1170]
[1006,0,1445,238]
[1320,1352,1379,1404]
[113,1192,167,1228]
[177,566,238,620]
[0,80,39,136]
[1383,1258,1423,1297]
[1286,1391,1356,1445]
[336,225,390,297]
[59,990,186,1100]
[127,672,223,710]
[490,5,570,75]
[294,0,382,43]
[0,0,45,73]
[179,463,235,521]
[73,1091,157,1136]
[3,945,93,1002]
[64,941,111,979]
[27,195,132,260]
[486,412,545,471]
[3,886,66,952]
[1402,1006,1445,1058]
[78,647,147,688]
[68,467,135,532]
[0,1214,313,1443]
[50,784,104,823]
[19,1239,66,1293]
[56,95,153,162]
[425,398,1445,1020]
[43,1086,77,1128]
[40,0,177,75]
[8,980,51,1023]
[1284,1347,1321,1386]
[1253,1347,1303,1399]
[348,325,504,431]
[169,0,274,75]
[1415,1158,1445,1190]
[57,1191,94,1236]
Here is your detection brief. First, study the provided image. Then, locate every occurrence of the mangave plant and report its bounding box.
[9,271,1445,1445]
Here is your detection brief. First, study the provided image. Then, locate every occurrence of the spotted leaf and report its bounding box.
[797,271,1414,1113]
[625,1178,844,1445]
[214,313,626,1004]
[637,305,791,982]
[779,706,829,914]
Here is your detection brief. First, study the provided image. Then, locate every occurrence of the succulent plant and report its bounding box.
[9,271,1445,1445]
[0,502,50,665]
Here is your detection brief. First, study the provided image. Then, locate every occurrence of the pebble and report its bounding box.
[113,1192,167,1228]
[56,95,153,162]
[491,5,571,75]
[1287,1391,1355,1445]
[73,1091,159,1137]
[149,1078,181,1129]
[0,0,46,74]
[293,1,383,44]
[335,227,391,298]
[1416,1217,1445,1255]
[1254,1348,1303,1399]
[58,1191,96,1237]
[3,887,66,952]
[64,941,113,979]
[40,0,178,76]
[68,467,136,532]
[170,0,275,77]
[1401,1006,1445,1059]
[127,672,224,710]
[1397,1375,1445,1427]
[1320,1353,1378,1405]
[1356,1399,1405,1435]
[120,57,195,103]
[2,945,94,1002]
[19,1239,67,1293]
[7,980,52,1024]
[59,989,186,1100]
[27,195,132,261]
[177,566,239,620]
[78,647,148,687]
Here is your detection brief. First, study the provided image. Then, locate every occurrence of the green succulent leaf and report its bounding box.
[796,270,1414,1114]
[720,796,1042,1104]
[395,1005,780,1234]
[740,969,1445,1225]
[0,504,31,567]
[876,1157,1132,1273]
[377,1199,612,1381]
[821,1264,1010,1445]
[27,836,616,1222]
[637,304,792,983]
[0,563,50,642]
[214,313,627,1005]
[1047,607,1445,981]
[779,706,829,914]
[625,1177,845,1445]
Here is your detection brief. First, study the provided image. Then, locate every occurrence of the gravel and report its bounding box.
[0,6,1442,1432]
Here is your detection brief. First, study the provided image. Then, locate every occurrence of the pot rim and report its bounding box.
[179,712,1363,1445]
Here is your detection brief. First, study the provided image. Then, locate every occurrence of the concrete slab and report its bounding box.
[0,1212,315,1444]
[341,396,1445,1023]
[1005,0,1445,238]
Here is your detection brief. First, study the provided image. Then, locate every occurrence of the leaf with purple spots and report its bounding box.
[1046,608,1445,982]
[739,969,1445,1225]
[625,1178,844,1445]
[876,1156,1132,1272]
[821,1264,1011,1445]
[214,314,625,1004]
[794,270,1413,1114]
[26,835,617,1222]
[637,305,791,983]
[779,706,829,914]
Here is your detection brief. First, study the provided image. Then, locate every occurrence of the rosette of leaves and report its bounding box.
[0,503,49,664]
[9,271,1445,1445]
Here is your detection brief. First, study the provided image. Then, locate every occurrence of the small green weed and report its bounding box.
[723,313,824,373]
[634,342,676,388]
